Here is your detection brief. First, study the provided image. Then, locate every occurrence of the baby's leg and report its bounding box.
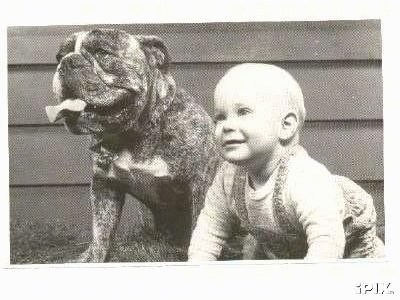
[345,229,385,258]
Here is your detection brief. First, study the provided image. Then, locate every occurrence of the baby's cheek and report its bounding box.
[213,127,224,150]
[214,124,222,139]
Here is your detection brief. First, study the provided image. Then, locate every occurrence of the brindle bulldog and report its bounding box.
[45,28,218,262]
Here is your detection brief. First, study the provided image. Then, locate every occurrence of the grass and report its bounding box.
[10,220,187,264]
[10,217,246,264]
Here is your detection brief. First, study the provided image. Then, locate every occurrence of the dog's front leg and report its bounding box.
[77,177,125,263]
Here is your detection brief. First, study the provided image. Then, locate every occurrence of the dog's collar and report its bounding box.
[90,131,136,152]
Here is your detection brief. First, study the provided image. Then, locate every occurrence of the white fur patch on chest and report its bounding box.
[100,151,172,202]
[109,150,170,179]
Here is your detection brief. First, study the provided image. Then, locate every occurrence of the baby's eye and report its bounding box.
[213,113,226,124]
[237,107,252,116]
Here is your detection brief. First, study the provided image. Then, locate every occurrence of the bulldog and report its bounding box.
[45,28,218,262]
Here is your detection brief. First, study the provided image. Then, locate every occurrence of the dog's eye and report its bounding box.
[94,49,113,59]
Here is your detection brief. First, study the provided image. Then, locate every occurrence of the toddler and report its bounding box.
[188,63,384,260]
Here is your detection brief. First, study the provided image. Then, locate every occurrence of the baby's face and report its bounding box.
[214,79,287,167]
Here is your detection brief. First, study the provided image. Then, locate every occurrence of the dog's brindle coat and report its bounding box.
[47,29,218,262]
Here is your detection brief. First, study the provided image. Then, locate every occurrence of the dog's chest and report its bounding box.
[91,138,177,204]
[91,130,169,176]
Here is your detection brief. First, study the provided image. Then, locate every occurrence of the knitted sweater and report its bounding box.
[188,146,384,260]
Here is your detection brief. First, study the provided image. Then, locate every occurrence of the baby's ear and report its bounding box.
[279,112,299,142]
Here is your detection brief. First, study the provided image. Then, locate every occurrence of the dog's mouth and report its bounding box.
[83,95,133,116]
[45,94,134,123]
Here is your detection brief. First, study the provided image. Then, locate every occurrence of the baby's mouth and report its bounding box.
[223,139,245,146]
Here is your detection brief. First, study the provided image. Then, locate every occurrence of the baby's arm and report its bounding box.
[289,164,346,259]
[188,164,236,261]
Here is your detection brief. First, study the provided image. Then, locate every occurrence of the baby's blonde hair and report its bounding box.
[215,63,306,131]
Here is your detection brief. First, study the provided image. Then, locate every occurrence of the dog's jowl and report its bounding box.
[45,29,218,262]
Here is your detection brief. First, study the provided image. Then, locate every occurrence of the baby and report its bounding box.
[188,63,384,260]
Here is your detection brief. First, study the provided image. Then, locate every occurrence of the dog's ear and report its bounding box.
[137,35,171,72]
[56,33,78,63]
[56,31,88,63]
[137,36,177,126]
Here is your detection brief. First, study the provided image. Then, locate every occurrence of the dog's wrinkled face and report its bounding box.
[48,29,173,135]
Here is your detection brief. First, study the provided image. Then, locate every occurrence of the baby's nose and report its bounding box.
[222,117,239,132]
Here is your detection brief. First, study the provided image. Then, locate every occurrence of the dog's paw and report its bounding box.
[67,245,108,263]
[66,248,92,263]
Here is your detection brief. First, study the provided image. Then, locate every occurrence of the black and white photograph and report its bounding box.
[1,0,398,299]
